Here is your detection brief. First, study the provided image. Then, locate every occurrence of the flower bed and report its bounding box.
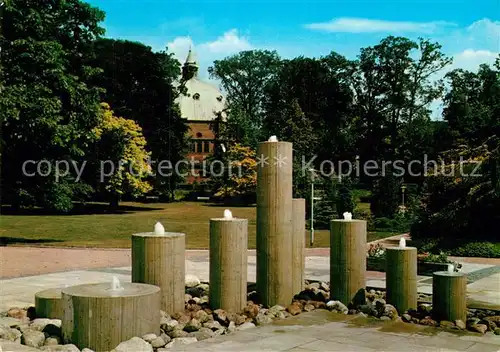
[366,243,462,274]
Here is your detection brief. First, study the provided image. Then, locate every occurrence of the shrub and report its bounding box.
[370,172,402,218]
[449,242,500,258]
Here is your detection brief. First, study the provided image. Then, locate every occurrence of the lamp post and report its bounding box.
[309,168,315,246]
[401,184,407,212]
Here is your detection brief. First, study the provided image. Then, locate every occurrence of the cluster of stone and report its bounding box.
[2,279,499,351]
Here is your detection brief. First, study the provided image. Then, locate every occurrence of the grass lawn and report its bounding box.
[0,202,396,249]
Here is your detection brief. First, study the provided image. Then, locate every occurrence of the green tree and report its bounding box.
[443,57,500,146]
[208,50,281,147]
[84,38,189,201]
[0,0,105,211]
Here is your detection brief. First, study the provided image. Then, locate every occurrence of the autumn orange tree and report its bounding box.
[92,103,152,207]
[211,143,257,204]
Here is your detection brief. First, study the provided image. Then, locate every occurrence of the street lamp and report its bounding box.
[401,184,407,212]
[308,169,322,246]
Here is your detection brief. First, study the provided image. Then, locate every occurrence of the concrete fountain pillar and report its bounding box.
[256,137,294,307]
[209,210,248,313]
[292,198,306,295]
[385,238,418,314]
[432,269,467,322]
[330,214,367,306]
[131,222,185,314]
[61,280,160,351]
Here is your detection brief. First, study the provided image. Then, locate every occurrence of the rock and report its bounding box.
[326,301,348,314]
[203,320,223,331]
[236,322,256,331]
[44,336,61,346]
[196,283,210,294]
[417,304,431,315]
[254,313,273,326]
[307,282,320,290]
[320,282,330,291]
[466,318,481,329]
[161,319,179,332]
[160,333,171,344]
[287,303,302,316]
[39,345,78,352]
[267,305,286,317]
[164,337,197,349]
[358,305,374,315]
[402,314,412,323]
[185,275,201,288]
[188,328,214,341]
[199,295,209,304]
[22,330,46,348]
[172,312,190,325]
[351,288,366,308]
[185,294,193,302]
[0,326,22,342]
[168,329,188,338]
[82,349,95,352]
[150,336,166,348]
[440,321,455,329]
[227,321,236,333]
[494,328,500,335]
[43,324,61,337]
[0,317,22,328]
[303,304,315,312]
[193,310,211,323]
[186,287,203,298]
[184,318,201,332]
[469,324,487,334]
[380,316,391,321]
[213,309,227,324]
[114,337,153,352]
[484,316,500,326]
[243,303,260,319]
[141,333,157,343]
[31,319,60,332]
[455,320,466,330]
[373,299,386,316]
[482,319,497,331]
[420,317,437,326]
[382,304,398,320]
[316,290,329,302]
[8,308,27,320]
[233,314,247,325]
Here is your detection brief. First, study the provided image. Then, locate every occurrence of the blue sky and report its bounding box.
[89,0,499,118]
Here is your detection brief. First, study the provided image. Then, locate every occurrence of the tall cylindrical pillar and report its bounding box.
[256,140,293,307]
[330,219,366,306]
[386,247,418,314]
[292,198,306,295]
[132,232,185,314]
[209,217,248,313]
[432,271,467,322]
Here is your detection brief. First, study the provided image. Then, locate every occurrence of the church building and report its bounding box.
[175,48,226,183]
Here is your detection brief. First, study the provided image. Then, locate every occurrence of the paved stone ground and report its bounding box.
[166,310,500,352]
[1,253,499,312]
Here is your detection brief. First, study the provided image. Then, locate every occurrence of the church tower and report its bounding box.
[182,46,199,80]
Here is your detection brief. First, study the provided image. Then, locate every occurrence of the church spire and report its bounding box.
[182,45,199,80]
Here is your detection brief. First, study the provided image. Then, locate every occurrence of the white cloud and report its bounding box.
[199,29,252,54]
[166,36,194,63]
[451,49,498,71]
[304,17,456,34]
[166,29,252,80]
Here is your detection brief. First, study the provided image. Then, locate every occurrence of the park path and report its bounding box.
[1,233,499,279]
[0,246,331,279]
